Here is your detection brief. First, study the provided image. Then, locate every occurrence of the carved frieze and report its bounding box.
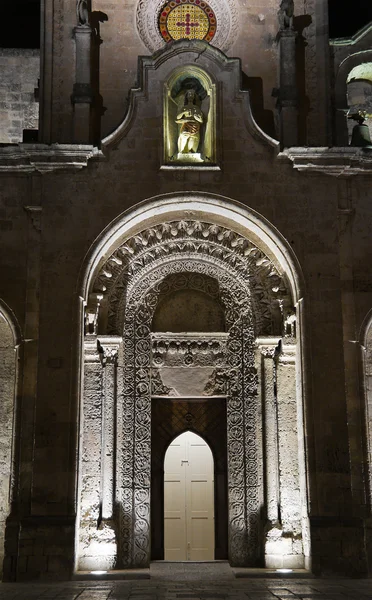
[151,333,228,367]
[92,220,291,337]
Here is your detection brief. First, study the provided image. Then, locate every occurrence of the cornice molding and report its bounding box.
[0,144,102,175]
[280,147,372,176]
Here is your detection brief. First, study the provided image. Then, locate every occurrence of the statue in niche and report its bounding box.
[165,74,214,164]
[77,0,89,26]
[278,0,294,30]
[176,89,204,154]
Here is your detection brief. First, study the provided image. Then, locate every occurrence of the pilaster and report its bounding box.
[277,28,298,148]
[72,25,93,143]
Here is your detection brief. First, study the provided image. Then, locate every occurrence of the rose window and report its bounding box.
[159,0,217,43]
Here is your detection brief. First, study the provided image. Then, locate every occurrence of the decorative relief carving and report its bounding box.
[84,218,295,569]
[150,368,174,396]
[120,258,260,566]
[151,333,228,367]
[98,337,122,365]
[204,368,228,395]
[136,0,239,54]
[92,220,290,338]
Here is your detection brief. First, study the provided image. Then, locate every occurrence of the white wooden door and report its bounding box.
[164,431,214,560]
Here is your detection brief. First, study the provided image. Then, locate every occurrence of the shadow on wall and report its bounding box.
[242,12,312,144]
[294,14,312,145]
[90,10,108,144]
[242,74,276,140]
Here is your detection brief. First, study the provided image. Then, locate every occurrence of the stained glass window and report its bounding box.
[159,0,217,44]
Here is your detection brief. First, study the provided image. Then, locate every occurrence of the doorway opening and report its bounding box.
[164,431,214,561]
[76,194,309,570]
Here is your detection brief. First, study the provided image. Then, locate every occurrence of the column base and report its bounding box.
[265,525,305,569]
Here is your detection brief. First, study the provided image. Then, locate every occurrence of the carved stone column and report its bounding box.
[256,338,281,527]
[77,336,103,570]
[98,337,122,522]
[277,28,298,148]
[72,25,93,143]
[77,335,122,571]
[275,340,304,568]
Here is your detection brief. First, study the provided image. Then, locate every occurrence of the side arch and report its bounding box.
[0,298,21,579]
[359,309,372,511]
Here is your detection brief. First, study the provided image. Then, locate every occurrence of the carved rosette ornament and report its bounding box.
[136,0,239,53]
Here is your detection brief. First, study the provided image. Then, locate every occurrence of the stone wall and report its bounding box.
[0,49,40,143]
[40,0,330,145]
[0,40,372,579]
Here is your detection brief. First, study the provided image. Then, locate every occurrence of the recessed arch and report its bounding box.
[334,51,372,144]
[347,63,372,84]
[164,65,216,163]
[75,193,309,573]
[152,286,226,333]
[78,193,304,305]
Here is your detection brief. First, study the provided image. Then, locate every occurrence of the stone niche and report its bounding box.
[163,66,217,164]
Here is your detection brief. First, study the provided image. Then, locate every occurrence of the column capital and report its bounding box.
[84,335,100,363]
[98,336,122,364]
[278,341,297,364]
[255,337,281,358]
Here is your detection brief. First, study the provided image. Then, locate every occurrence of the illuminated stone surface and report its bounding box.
[2,0,372,585]
[1,564,372,598]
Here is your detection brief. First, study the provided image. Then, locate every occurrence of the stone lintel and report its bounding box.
[281,147,372,176]
[152,332,229,341]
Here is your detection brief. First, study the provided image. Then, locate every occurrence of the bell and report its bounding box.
[350,123,372,147]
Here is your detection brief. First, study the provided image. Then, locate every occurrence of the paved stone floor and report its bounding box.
[1,563,372,600]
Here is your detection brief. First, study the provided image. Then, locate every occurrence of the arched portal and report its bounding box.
[75,194,309,573]
[164,431,214,561]
[0,302,19,578]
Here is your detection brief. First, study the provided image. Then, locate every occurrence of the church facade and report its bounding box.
[1,0,372,581]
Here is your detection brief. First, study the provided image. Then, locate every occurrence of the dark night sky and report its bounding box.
[0,1,371,49]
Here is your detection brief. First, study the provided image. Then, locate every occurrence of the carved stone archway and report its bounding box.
[76,201,309,572]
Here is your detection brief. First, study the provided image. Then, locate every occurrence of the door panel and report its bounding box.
[164,439,187,560]
[164,431,214,560]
